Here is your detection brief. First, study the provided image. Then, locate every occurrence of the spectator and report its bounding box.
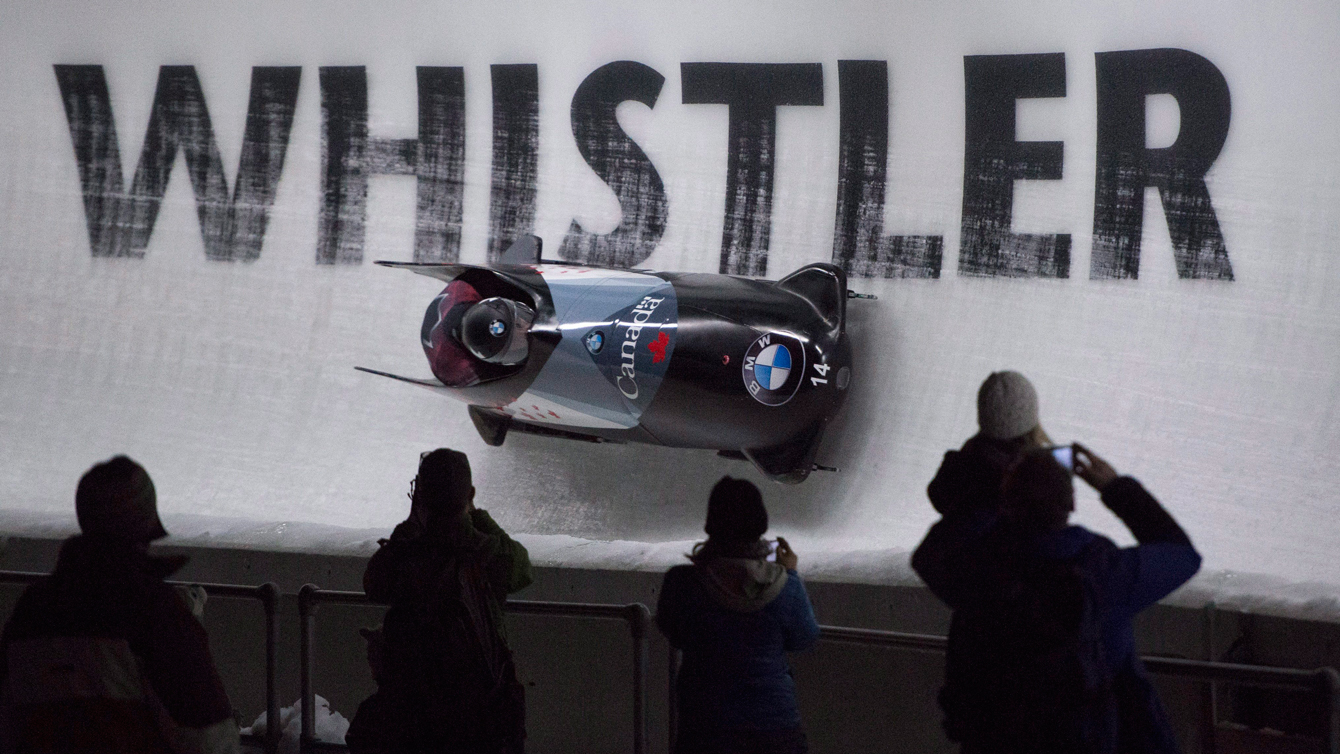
[0,456,240,754]
[359,448,531,754]
[918,370,1052,749]
[344,626,396,754]
[912,445,1202,753]
[927,370,1052,518]
[657,477,820,754]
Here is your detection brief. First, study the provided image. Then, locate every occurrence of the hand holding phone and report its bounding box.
[773,537,799,570]
[1074,443,1119,491]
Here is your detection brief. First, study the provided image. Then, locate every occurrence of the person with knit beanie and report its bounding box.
[913,376,1203,753]
[927,370,1051,517]
[912,372,1051,752]
[656,477,819,754]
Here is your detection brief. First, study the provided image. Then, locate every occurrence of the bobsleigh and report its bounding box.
[359,235,858,483]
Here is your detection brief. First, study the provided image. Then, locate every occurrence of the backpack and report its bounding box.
[940,535,1114,753]
[379,549,525,754]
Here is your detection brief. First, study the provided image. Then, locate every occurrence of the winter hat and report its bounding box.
[977,370,1040,440]
[704,476,768,542]
[75,456,167,542]
[414,448,474,516]
[1001,450,1075,532]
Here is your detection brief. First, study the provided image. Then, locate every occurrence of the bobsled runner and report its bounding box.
[359,235,860,483]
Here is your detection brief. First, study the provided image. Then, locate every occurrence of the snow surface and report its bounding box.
[5,509,1339,625]
[2,0,1340,618]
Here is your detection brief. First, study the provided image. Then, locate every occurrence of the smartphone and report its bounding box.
[766,539,779,562]
[1048,444,1075,472]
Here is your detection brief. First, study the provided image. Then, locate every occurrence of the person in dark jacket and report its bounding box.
[354,448,532,754]
[927,370,1053,519]
[344,625,398,754]
[0,456,240,754]
[657,476,821,754]
[920,370,1054,748]
[913,445,1202,754]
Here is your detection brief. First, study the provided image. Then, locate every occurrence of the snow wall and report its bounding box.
[2,0,1339,605]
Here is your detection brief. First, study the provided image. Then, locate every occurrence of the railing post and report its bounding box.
[625,603,650,754]
[1204,602,1219,754]
[298,584,319,752]
[1319,666,1340,754]
[668,647,681,754]
[259,582,281,754]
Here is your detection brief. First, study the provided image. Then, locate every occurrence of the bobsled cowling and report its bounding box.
[362,236,853,483]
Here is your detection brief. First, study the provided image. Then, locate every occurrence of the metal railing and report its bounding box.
[0,570,282,754]
[296,584,652,754]
[670,625,1340,754]
[3,566,1336,754]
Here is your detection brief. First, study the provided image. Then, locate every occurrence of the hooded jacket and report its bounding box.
[0,535,239,754]
[656,547,820,732]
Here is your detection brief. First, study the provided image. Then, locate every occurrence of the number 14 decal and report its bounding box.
[811,361,830,387]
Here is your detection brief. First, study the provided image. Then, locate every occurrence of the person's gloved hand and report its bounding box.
[1074,443,1119,491]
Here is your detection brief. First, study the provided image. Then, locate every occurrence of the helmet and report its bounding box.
[460,297,535,365]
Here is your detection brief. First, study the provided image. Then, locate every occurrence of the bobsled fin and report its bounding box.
[468,406,511,447]
[776,263,847,334]
[743,421,827,484]
[355,366,451,392]
[374,261,471,283]
[499,234,543,265]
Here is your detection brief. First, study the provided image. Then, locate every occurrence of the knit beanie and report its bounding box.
[75,456,167,542]
[977,370,1040,440]
[704,476,768,542]
[415,448,474,517]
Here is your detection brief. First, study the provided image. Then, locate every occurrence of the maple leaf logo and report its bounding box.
[647,331,669,363]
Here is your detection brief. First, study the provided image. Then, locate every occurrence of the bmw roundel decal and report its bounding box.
[742,332,806,406]
[753,343,792,389]
[583,330,605,354]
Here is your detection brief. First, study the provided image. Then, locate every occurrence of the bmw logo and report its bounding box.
[583,330,605,355]
[489,319,507,337]
[742,332,806,406]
